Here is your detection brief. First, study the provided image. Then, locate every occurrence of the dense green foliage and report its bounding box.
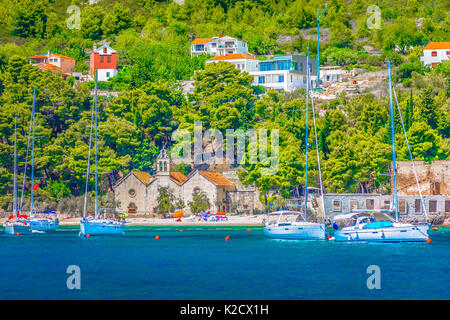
[0,0,448,212]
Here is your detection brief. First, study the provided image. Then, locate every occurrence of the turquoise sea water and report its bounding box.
[0,226,449,300]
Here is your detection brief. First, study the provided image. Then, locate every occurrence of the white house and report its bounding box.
[250,55,317,92]
[205,53,259,72]
[191,36,249,57]
[420,42,450,67]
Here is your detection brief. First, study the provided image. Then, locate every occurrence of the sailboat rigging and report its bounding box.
[263,45,326,240]
[333,61,430,242]
[79,71,125,236]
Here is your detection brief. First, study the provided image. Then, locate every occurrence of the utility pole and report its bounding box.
[316,4,327,90]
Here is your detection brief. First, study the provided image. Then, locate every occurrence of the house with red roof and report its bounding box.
[29,51,75,77]
[89,44,118,82]
[206,53,259,72]
[420,42,450,67]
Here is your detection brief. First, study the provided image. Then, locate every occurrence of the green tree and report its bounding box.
[154,186,175,216]
[188,190,211,214]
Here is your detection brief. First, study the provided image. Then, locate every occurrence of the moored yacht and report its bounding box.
[333,210,429,242]
[333,61,430,243]
[29,211,59,233]
[79,71,125,237]
[264,210,325,240]
[3,116,31,235]
[263,46,326,241]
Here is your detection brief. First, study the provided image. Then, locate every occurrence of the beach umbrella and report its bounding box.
[174,210,184,218]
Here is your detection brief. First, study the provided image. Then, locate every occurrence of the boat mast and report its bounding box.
[94,71,98,219]
[30,88,37,219]
[309,91,325,222]
[83,81,96,218]
[20,111,33,212]
[13,116,18,215]
[304,45,310,222]
[388,61,399,222]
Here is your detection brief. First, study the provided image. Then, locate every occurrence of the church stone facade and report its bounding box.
[113,149,263,216]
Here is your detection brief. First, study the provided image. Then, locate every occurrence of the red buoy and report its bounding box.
[86,234,91,238]
[180,229,184,232]
[155,235,160,240]
[16,232,20,236]
[225,236,230,241]
[426,238,432,243]
[247,229,251,232]
[327,236,332,240]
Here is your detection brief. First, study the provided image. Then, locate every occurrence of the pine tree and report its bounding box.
[404,89,414,131]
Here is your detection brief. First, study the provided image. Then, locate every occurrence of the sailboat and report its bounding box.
[79,71,125,236]
[334,61,430,242]
[25,89,59,233]
[3,116,31,235]
[263,46,326,240]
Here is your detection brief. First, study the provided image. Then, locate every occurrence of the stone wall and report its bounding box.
[394,160,449,195]
[114,173,148,215]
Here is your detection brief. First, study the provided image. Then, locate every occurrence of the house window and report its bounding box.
[107,56,111,63]
[278,75,284,83]
[300,63,303,72]
[383,200,390,209]
[366,199,374,210]
[429,200,437,213]
[445,200,450,213]
[106,72,110,78]
[100,56,104,63]
[350,200,357,211]
[333,200,341,212]
[258,76,265,84]
[399,199,406,214]
[431,51,437,56]
[447,51,450,55]
[415,199,422,213]
[309,64,312,72]
[128,189,136,198]
[103,47,107,54]
[53,58,58,62]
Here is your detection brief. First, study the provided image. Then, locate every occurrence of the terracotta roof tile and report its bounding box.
[170,171,188,185]
[133,171,152,185]
[208,53,257,61]
[198,171,235,186]
[191,38,212,44]
[424,42,450,50]
[35,63,62,73]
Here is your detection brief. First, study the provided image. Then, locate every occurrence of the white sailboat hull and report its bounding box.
[80,219,125,236]
[4,223,31,235]
[335,224,429,242]
[264,223,325,240]
[30,218,59,232]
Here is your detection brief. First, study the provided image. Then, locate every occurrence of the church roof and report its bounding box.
[170,171,188,185]
[198,171,235,186]
[132,171,152,185]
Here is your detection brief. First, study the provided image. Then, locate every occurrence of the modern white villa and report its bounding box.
[206,53,317,92]
[190,36,250,57]
[420,42,450,67]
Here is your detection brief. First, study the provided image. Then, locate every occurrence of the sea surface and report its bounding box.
[0,226,449,300]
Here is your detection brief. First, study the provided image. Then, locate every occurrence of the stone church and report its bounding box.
[113,149,263,215]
